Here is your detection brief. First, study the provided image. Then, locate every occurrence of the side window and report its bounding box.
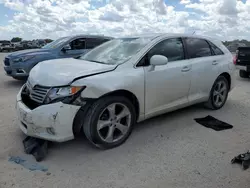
[70,38,86,50]
[85,38,110,49]
[137,56,148,67]
[148,38,185,62]
[185,38,212,58]
[208,41,224,55]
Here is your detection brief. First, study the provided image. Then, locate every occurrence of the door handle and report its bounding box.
[212,60,218,65]
[182,66,191,72]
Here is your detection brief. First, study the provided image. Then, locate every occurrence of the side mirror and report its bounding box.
[150,55,168,66]
[62,44,71,52]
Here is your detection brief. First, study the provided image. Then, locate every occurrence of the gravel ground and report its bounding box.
[1,52,250,188]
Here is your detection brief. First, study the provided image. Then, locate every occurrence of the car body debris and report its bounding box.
[23,136,48,162]
[231,151,250,170]
[194,115,233,131]
[8,156,48,172]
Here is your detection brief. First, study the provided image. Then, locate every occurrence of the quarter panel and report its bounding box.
[217,53,235,90]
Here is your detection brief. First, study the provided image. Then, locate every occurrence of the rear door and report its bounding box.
[184,38,220,102]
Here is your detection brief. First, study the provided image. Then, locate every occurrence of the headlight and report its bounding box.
[13,56,35,63]
[45,86,85,103]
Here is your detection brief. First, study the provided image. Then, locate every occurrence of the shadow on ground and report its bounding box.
[3,80,25,89]
[41,103,211,163]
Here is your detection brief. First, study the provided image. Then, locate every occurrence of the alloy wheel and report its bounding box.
[212,80,228,108]
[97,103,132,143]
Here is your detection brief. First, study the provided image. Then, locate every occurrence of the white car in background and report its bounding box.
[0,40,14,52]
[16,34,235,149]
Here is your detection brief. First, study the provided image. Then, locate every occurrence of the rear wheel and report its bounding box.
[205,76,229,110]
[239,70,249,78]
[83,96,136,149]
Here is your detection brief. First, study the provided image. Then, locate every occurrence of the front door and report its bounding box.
[144,38,192,118]
[61,38,87,58]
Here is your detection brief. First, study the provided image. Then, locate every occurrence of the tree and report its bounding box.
[44,39,53,43]
[11,37,22,42]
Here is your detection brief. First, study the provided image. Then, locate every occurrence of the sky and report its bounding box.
[0,0,249,41]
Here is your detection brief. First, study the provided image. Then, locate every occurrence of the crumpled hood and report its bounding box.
[29,58,117,87]
[7,48,51,58]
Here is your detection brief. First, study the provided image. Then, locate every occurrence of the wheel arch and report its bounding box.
[100,89,140,121]
[73,89,140,136]
[219,72,231,89]
[205,72,231,110]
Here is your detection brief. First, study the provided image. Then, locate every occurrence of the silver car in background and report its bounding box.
[16,33,235,149]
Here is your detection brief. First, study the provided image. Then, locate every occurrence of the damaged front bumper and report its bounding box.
[16,87,81,142]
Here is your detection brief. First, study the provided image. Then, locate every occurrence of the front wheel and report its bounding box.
[205,76,229,110]
[83,96,136,149]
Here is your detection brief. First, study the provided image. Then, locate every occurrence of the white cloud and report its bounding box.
[180,0,191,4]
[0,0,250,40]
[219,0,239,15]
[184,0,250,40]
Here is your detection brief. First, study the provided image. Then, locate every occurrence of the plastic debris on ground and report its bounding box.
[8,156,48,172]
[23,136,48,162]
[231,151,250,170]
[194,115,233,131]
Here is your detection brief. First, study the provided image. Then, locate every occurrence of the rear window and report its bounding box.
[208,42,224,55]
[185,38,212,58]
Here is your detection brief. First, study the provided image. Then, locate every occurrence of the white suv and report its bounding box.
[16,34,235,149]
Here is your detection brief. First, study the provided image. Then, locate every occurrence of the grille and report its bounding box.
[27,83,51,103]
[4,58,10,66]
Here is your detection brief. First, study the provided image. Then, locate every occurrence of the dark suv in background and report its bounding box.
[3,35,112,80]
[235,47,250,78]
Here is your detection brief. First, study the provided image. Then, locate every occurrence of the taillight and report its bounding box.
[233,56,237,65]
[233,50,239,65]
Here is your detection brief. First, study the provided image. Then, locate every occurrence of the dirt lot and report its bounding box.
[1,52,250,188]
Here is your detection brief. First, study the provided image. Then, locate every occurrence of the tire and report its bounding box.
[205,76,229,110]
[12,76,28,81]
[239,70,249,78]
[83,96,136,149]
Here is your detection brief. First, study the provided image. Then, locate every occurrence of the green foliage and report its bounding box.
[44,39,53,43]
[223,40,250,52]
[11,37,22,42]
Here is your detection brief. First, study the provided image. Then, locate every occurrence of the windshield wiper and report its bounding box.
[74,56,81,59]
[86,60,106,64]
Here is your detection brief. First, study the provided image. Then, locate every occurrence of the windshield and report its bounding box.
[79,37,153,65]
[42,37,69,49]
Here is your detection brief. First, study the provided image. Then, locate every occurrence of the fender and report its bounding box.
[71,65,145,117]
